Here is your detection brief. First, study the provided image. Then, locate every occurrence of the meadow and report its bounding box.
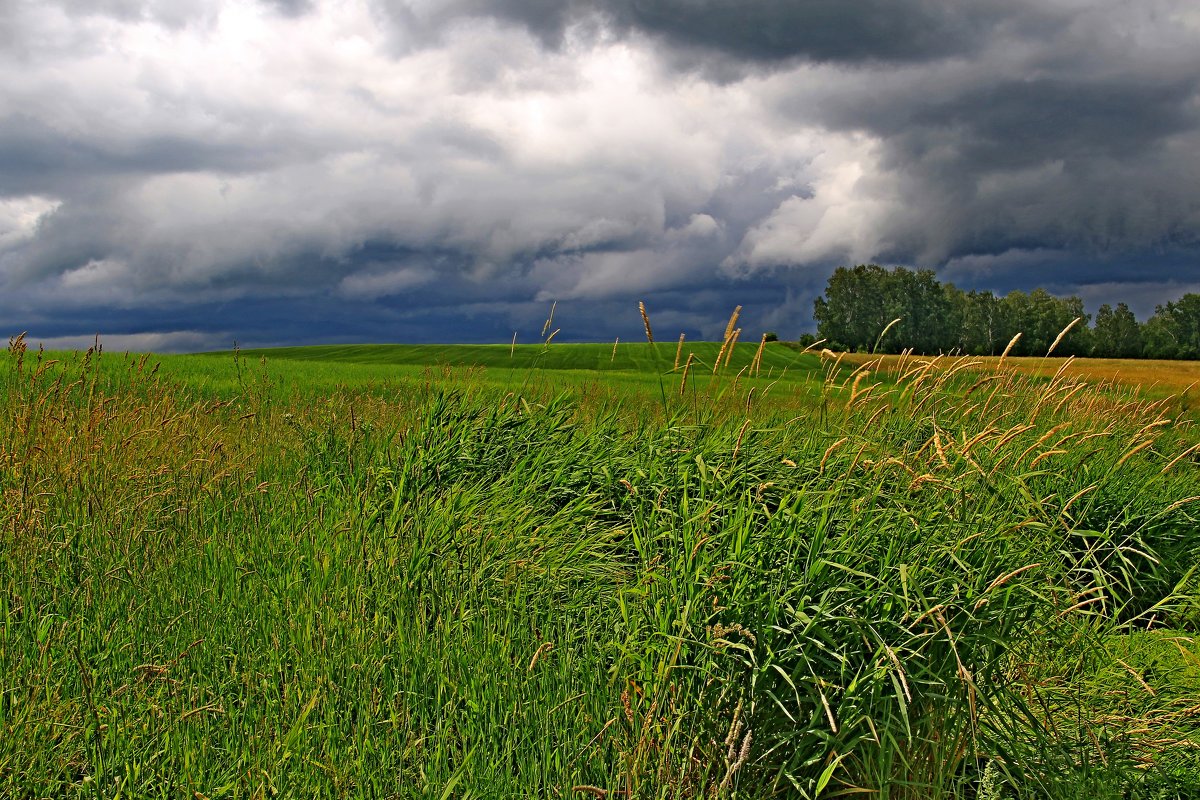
[2,331,1199,799]
[839,352,1200,404]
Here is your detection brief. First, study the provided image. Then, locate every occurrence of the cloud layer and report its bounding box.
[2,0,1199,349]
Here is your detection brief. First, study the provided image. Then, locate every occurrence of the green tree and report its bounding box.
[813,265,892,351]
[1000,288,1090,356]
[815,265,958,354]
[1091,303,1143,359]
[884,268,954,354]
[1144,294,1200,359]
[959,289,1005,355]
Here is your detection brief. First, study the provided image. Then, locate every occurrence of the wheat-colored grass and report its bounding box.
[638,301,654,344]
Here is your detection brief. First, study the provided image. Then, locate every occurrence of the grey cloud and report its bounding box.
[4,0,1200,350]
[0,115,331,199]
[396,0,1049,65]
[260,0,314,17]
[885,78,1199,171]
[724,2,1200,275]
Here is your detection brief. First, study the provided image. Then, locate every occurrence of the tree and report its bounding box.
[1000,288,1090,356]
[813,265,893,351]
[884,268,954,354]
[957,289,1004,355]
[814,265,957,354]
[1144,294,1200,359]
[1091,303,1143,359]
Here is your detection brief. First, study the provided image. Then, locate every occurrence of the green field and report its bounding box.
[2,337,1199,798]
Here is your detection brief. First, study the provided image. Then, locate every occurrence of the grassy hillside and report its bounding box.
[202,341,821,379]
[173,341,828,414]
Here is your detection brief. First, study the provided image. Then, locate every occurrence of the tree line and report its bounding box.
[811,264,1200,359]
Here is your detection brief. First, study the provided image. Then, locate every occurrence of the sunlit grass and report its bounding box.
[841,352,1200,398]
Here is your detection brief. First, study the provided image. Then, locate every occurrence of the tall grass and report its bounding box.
[1,335,1198,798]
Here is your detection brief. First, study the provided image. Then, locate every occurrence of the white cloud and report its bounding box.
[337,263,436,299]
[0,195,60,250]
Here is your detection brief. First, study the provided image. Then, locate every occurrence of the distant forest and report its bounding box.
[811,264,1200,359]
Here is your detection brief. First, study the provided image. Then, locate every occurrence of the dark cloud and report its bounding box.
[404,0,1050,65]
[4,0,1200,351]
[0,115,328,199]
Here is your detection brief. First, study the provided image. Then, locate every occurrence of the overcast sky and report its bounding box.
[3,0,1200,350]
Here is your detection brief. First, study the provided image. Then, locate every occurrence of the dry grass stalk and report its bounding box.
[540,300,557,338]
[724,328,742,368]
[1161,495,1200,514]
[679,352,695,395]
[1051,383,1088,416]
[933,428,949,467]
[733,419,751,461]
[1016,423,1070,464]
[638,301,654,344]
[1135,417,1172,438]
[510,331,517,358]
[719,729,753,790]
[674,333,685,370]
[873,317,902,353]
[847,357,882,383]
[1029,448,1067,468]
[818,687,838,733]
[751,333,767,376]
[992,423,1036,452]
[885,645,912,701]
[820,437,849,472]
[1161,441,1200,474]
[864,403,887,428]
[999,332,1022,363]
[713,338,729,375]
[731,363,749,395]
[944,358,986,382]
[1115,658,1157,696]
[1031,382,1080,422]
[1046,317,1081,357]
[722,305,743,345]
[723,700,744,756]
[962,427,1000,457]
[1048,355,1077,384]
[611,337,618,362]
[846,370,870,409]
[1116,438,1155,467]
[545,328,560,345]
[528,641,554,671]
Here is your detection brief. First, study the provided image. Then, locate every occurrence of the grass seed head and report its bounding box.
[722,305,743,345]
[638,301,654,344]
[724,328,741,367]
[1046,317,1082,357]
[999,332,1022,362]
[680,352,695,395]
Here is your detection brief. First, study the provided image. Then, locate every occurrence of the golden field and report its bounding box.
[838,352,1200,397]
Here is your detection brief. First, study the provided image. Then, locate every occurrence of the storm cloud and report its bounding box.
[2,0,1199,349]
